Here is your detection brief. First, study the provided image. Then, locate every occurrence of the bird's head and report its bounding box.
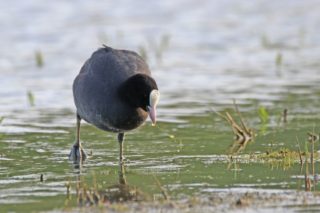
[119,74,160,125]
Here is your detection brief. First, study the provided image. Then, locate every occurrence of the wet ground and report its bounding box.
[1,0,320,212]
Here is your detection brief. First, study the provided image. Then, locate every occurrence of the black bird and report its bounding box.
[70,45,160,162]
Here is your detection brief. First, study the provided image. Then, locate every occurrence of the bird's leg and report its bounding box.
[69,114,87,162]
[118,160,127,185]
[118,133,125,164]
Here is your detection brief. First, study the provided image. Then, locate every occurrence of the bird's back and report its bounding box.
[80,46,150,85]
[73,46,150,132]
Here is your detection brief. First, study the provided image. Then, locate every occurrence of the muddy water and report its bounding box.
[1,0,320,212]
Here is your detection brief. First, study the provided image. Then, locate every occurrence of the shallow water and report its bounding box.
[1,0,320,212]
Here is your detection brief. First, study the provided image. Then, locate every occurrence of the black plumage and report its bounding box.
[70,45,159,162]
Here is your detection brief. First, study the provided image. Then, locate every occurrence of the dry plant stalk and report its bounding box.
[305,152,311,192]
[304,139,312,192]
[307,131,319,191]
[296,137,303,172]
[283,108,288,123]
[152,174,169,201]
[214,100,254,154]
[307,132,319,143]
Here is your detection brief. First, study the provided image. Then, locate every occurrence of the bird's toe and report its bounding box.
[69,145,87,162]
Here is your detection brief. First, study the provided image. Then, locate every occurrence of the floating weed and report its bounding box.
[261,147,319,162]
[0,116,4,124]
[261,148,300,170]
[227,148,308,172]
[27,90,35,107]
[35,50,44,67]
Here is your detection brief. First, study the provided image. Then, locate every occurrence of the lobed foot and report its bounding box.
[69,145,87,162]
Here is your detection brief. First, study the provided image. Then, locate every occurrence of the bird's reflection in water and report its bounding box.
[71,162,146,207]
[104,162,144,203]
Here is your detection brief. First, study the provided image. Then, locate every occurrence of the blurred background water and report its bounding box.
[1,0,320,116]
[1,0,320,211]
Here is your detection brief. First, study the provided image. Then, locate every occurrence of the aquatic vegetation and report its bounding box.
[35,50,44,68]
[282,109,288,123]
[147,34,171,63]
[97,31,109,44]
[275,52,283,68]
[214,102,254,154]
[65,182,320,212]
[259,148,304,171]
[155,34,170,61]
[258,106,269,134]
[138,45,148,61]
[258,106,269,124]
[308,132,319,143]
[27,90,35,106]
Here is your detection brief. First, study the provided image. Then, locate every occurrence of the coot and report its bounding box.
[70,45,160,162]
